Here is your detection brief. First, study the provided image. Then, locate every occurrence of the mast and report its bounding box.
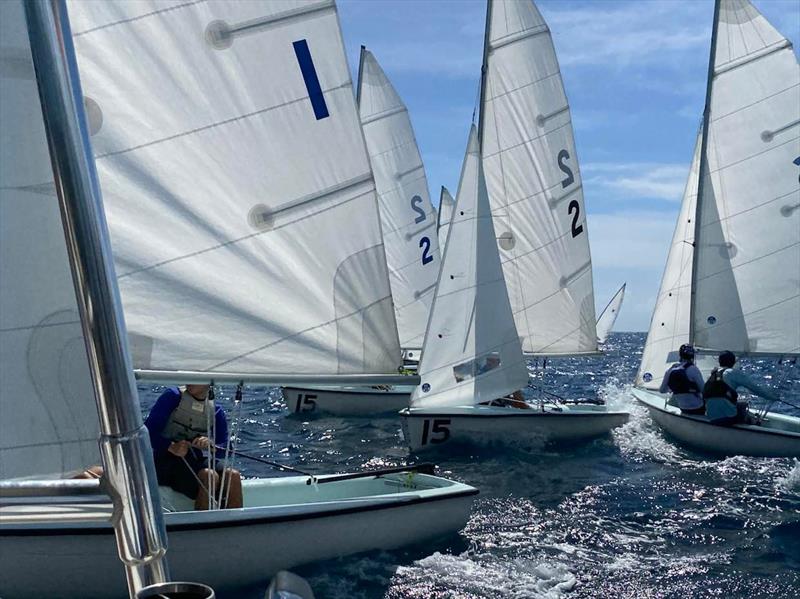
[688,0,722,345]
[437,186,447,236]
[23,1,169,595]
[477,0,493,152]
[356,44,366,107]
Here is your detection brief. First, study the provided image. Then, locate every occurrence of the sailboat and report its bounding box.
[283,45,442,416]
[400,126,628,452]
[632,0,800,457]
[596,283,626,345]
[400,0,629,450]
[0,2,477,597]
[438,185,456,251]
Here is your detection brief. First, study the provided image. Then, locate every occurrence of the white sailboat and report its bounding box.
[284,45,443,415]
[400,127,628,452]
[596,283,626,345]
[633,0,800,457]
[0,2,477,597]
[437,185,456,252]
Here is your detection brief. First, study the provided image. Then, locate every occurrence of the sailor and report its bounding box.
[704,350,778,425]
[145,384,243,510]
[659,344,705,414]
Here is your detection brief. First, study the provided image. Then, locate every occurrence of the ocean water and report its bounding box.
[139,333,800,598]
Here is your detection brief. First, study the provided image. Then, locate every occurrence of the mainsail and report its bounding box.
[0,0,99,479]
[357,47,440,350]
[636,135,701,389]
[437,186,456,251]
[691,0,800,356]
[596,283,626,345]
[480,0,598,356]
[67,0,402,376]
[412,127,528,409]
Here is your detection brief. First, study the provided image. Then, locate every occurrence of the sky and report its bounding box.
[336,0,800,332]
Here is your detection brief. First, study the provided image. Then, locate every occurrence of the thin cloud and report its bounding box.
[583,162,689,202]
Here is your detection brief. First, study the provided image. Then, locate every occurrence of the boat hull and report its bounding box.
[400,405,629,452]
[632,388,800,457]
[281,385,412,416]
[0,473,476,598]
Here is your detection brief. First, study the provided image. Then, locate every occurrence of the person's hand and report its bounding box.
[191,436,211,450]
[167,440,190,457]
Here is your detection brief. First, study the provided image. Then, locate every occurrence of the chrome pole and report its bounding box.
[23,1,169,595]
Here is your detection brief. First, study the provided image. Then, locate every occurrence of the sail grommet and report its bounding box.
[498,231,515,250]
[83,96,103,135]
[642,372,653,382]
[707,315,717,325]
[421,383,430,392]
[780,204,797,217]
[205,20,233,50]
[247,204,274,231]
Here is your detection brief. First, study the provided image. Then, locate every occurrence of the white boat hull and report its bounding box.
[400,404,629,452]
[632,388,800,457]
[0,473,476,598]
[282,385,412,416]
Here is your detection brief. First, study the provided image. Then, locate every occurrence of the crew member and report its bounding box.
[704,351,778,425]
[660,344,705,414]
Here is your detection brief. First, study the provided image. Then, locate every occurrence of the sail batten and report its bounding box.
[357,47,440,350]
[68,0,403,375]
[480,0,598,356]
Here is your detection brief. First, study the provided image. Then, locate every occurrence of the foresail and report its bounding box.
[437,186,456,251]
[692,0,800,355]
[0,0,99,479]
[596,283,626,344]
[481,0,598,356]
[412,127,528,409]
[357,48,439,350]
[637,135,701,389]
[67,0,402,375]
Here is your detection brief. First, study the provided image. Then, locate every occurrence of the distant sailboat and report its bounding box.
[438,185,456,251]
[284,45,442,415]
[633,0,800,457]
[0,2,477,596]
[596,283,626,345]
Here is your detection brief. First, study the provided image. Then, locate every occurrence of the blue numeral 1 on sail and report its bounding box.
[293,39,329,120]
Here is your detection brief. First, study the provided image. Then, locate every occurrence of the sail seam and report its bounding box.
[95,82,352,160]
[482,120,570,160]
[714,39,792,76]
[484,70,559,104]
[708,135,798,176]
[489,25,549,53]
[711,82,799,123]
[72,1,205,36]
[697,188,797,226]
[512,264,592,316]
[0,319,80,334]
[361,105,406,126]
[117,177,374,279]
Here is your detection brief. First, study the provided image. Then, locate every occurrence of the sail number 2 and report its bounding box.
[557,150,583,238]
[420,418,451,445]
[411,195,434,265]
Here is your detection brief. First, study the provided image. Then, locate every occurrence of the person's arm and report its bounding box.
[726,370,778,402]
[659,366,673,393]
[144,388,181,455]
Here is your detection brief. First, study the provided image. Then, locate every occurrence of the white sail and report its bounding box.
[411,127,528,409]
[596,283,626,345]
[636,134,702,389]
[357,47,440,351]
[67,0,402,375]
[481,0,598,356]
[437,186,456,251]
[692,0,800,356]
[0,0,99,479]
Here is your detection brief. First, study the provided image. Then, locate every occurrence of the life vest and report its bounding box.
[667,363,698,394]
[161,389,215,442]
[703,367,738,403]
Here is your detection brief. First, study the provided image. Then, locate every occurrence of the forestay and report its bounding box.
[636,135,701,389]
[437,186,456,251]
[480,0,598,356]
[67,0,402,375]
[596,283,626,345]
[692,0,800,356]
[412,127,528,409]
[357,47,439,350]
[0,0,99,479]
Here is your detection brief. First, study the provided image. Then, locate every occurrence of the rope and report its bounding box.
[215,445,317,482]
[755,359,797,423]
[217,381,244,508]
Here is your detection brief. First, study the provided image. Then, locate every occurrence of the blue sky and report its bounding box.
[337,0,800,332]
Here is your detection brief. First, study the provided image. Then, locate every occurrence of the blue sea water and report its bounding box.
[139,332,800,599]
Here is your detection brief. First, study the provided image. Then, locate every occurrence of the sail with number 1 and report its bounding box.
[633,0,800,457]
